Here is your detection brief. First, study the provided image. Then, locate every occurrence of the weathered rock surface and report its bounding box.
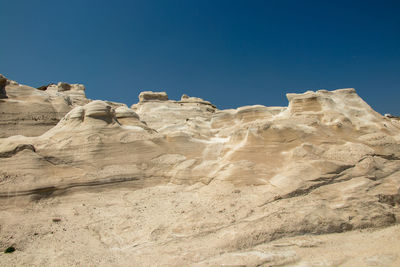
[0,74,89,138]
[0,77,400,266]
[45,82,88,106]
[138,91,169,102]
[0,75,7,99]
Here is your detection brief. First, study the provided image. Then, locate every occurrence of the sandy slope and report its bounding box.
[0,183,399,266]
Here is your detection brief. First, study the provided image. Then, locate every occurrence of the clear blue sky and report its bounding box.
[1,0,399,114]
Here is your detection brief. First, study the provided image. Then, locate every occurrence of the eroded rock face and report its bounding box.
[0,75,7,99]
[132,92,216,133]
[0,75,89,138]
[0,77,400,266]
[45,82,89,106]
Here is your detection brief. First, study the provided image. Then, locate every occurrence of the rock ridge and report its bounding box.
[1,76,400,266]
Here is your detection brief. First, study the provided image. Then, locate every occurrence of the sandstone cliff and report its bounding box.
[0,74,89,138]
[1,75,399,266]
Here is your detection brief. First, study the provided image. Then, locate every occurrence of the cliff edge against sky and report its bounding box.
[1,74,400,266]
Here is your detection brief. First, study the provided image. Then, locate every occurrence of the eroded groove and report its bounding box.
[358,153,400,162]
[43,156,72,165]
[374,154,400,161]
[263,163,400,207]
[0,176,141,198]
[283,174,347,199]
[0,144,36,158]
[278,164,355,200]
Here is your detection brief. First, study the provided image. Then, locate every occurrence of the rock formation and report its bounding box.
[0,76,400,266]
[0,75,8,99]
[0,74,89,138]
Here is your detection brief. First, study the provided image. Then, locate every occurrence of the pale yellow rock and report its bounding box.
[1,77,400,266]
[0,74,89,137]
[46,82,89,106]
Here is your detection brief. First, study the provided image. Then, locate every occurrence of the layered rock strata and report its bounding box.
[0,74,89,138]
[0,79,400,266]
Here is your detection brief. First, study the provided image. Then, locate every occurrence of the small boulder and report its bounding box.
[139,91,168,102]
[57,82,71,91]
[46,82,85,92]
[37,83,55,91]
[180,94,205,103]
[385,114,399,119]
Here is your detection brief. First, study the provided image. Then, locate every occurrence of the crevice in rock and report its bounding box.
[378,193,400,206]
[0,144,36,158]
[42,156,72,165]
[0,176,142,199]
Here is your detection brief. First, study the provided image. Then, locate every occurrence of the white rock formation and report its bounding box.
[45,82,88,106]
[0,77,400,266]
[0,74,89,137]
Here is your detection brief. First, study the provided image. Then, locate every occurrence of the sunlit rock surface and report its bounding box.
[1,77,400,266]
[0,74,89,138]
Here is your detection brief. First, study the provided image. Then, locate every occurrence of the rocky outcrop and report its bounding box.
[45,82,89,106]
[138,91,168,102]
[180,93,215,106]
[0,76,400,266]
[0,75,89,138]
[0,74,8,99]
[132,92,216,133]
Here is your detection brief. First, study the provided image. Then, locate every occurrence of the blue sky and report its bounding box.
[1,0,399,114]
